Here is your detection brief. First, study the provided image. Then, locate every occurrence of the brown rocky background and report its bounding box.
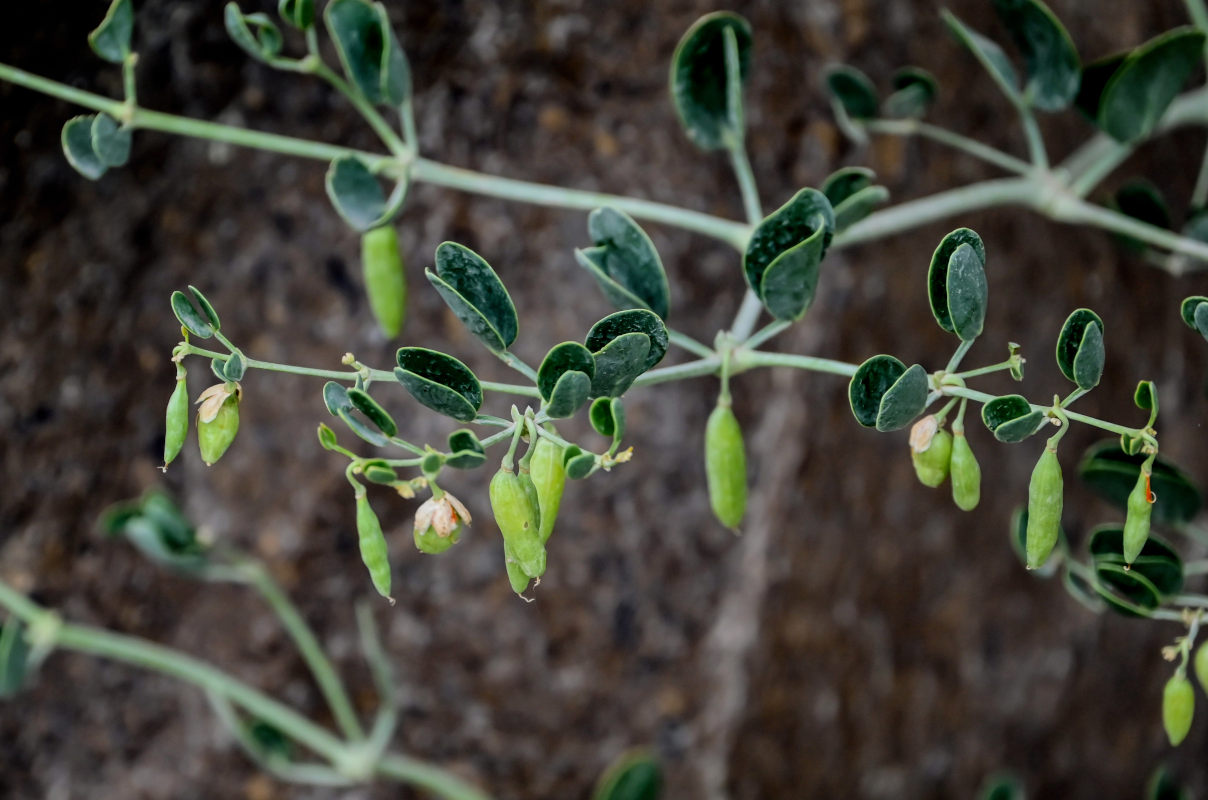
[2,1,1207,798]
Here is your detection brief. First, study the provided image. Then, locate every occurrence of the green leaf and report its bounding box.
[88,0,134,63]
[1055,308,1103,387]
[1073,52,1128,122]
[546,371,592,418]
[744,188,836,321]
[875,363,927,431]
[824,65,878,120]
[222,352,246,382]
[883,67,938,119]
[1181,296,1208,341]
[564,449,597,480]
[978,773,1026,800]
[0,620,30,699]
[1062,564,1106,613]
[822,169,889,230]
[347,388,398,437]
[317,423,339,451]
[821,167,874,207]
[589,396,626,443]
[446,429,486,470]
[1094,562,1161,617]
[90,114,132,168]
[224,5,283,62]
[669,12,752,150]
[941,10,1020,102]
[592,750,663,800]
[1146,766,1191,800]
[394,347,483,423]
[170,290,214,338]
[538,342,596,401]
[363,461,398,484]
[427,242,518,353]
[848,355,906,428]
[585,309,668,373]
[1078,440,1202,525]
[833,185,890,232]
[323,381,353,416]
[1134,380,1158,414]
[324,0,411,106]
[946,243,988,342]
[588,333,651,398]
[278,0,315,30]
[928,228,985,334]
[1096,28,1206,142]
[188,285,221,330]
[61,116,107,181]
[323,382,389,445]
[990,0,1081,111]
[325,156,388,232]
[575,207,670,320]
[981,395,1047,443]
[1089,525,1183,597]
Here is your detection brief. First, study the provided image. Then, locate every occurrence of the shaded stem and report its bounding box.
[864,118,1031,174]
[732,350,858,377]
[668,329,715,359]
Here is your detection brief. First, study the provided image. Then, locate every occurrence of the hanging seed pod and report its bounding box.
[1025,444,1063,570]
[354,486,392,601]
[704,403,747,530]
[949,431,981,511]
[1122,465,1154,564]
[196,383,241,466]
[1163,674,1195,746]
[911,428,952,488]
[489,467,546,579]
[163,373,189,469]
[530,437,566,544]
[361,224,407,338]
[503,541,532,595]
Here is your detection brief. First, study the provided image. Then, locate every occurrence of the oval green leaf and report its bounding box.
[833,185,890,233]
[61,116,107,181]
[279,0,315,29]
[1055,308,1103,386]
[1180,295,1208,336]
[744,188,836,321]
[565,451,597,480]
[1077,440,1202,526]
[88,0,134,64]
[1071,320,1104,390]
[1097,27,1206,142]
[875,364,928,431]
[224,5,283,62]
[585,309,668,373]
[347,387,398,437]
[946,243,988,342]
[324,0,411,106]
[545,371,591,418]
[821,167,874,208]
[982,394,1047,443]
[170,290,214,338]
[394,347,482,422]
[1088,525,1183,597]
[848,354,904,428]
[669,12,752,150]
[990,0,1081,111]
[446,428,486,470]
[222,352,247,382]
[941,10,1019,102]
[575,207,670,320]
[883,67,938,119]
[824,65,878,121]
[325,156,388,232]
[588,332,651,398]
[927,228,985,334]
[592,750,662,800]
[91,114,132,168]
[589,396,626,442]
[538,342,595,402]
[188,285,221,330]
[427,242,518,353]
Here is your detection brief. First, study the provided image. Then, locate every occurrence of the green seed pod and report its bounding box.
[530,437,566,544]
[489,467,546,579]
[518,466,542,536]
[1122,467,1154,564]
[1163,673,1195,747]
[949,431,981,511]
[1195,642,1208,698]
[1025,445,1063,570]
[503,541,532,595]
[355,487,392,600]
[911,428,952,488]
[361,224,407,338]
[163,376,189,469]
[197,393,240,466]
[413,495,470,555]
[705,403,747,530]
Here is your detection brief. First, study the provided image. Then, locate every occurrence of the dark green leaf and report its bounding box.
[446,428,487,470]
[883,67,938,118]
[928,228,985,334]
[61,116,107,180]
[982,395,1047,443]
[585,309,668,373]
[875,364,928,431]
[374,2,411,107]
[565,451,597,480]
[979,774,1026,800]
[363,462,398,484]
[88,0,134,63]
[317,423,339,451]
[421,452,443,476]
[324,0,410,106]
[575,207,670,320]
[833,185,890,232]
[1180,296,1208,340]
[824,65,878,120]
[592,750,663,800]
[546,370,592,419]
[744,188,836,321]
[1055,308,1103,385]
[589,396,626,442]
[394,347,482,423]
[278,0,315,30]
[1071,321,1104,390]
[821,167,874,207]
[0,620,30,699]
[90,114,132,168]
[1088,526,1183,597]
[669,12,752,150]
[1096,28,1206,142]
[1073,51,1128,121]
[1078,440,1202,525]
[588,332,651,398]
[942,11,1020,101]
[222,352,247,382]
[1195,303,1208,342]
[224,5,283,62]
[325,156,386,232]
[170,290,214,338]
[946,243,988,342]
[538,342,596,402]
[323,381,353,416]
[188,286,221,330]
[1094,562,1162,617]
[427,242,518,352]
[347,388,398,437]
[991,0,1081,111]
[337,408,390,446]
[1146,766,1191,800]
[848,354,904,428]
[210,358,229,381]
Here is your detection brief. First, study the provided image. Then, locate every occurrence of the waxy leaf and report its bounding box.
[325,156,406,232]
[585,309,668,373]
[848,355,926,430]
[575,208,670,320]
[363,461,398,484]
[1093,28,1206,142]
[1134,380,1158,415]
[91,114,132,168]
[278,0,315,29]
[61,116,107,180]
[546,371,592,418]
[324,0,411,106]
[1180,295,1208,341]
[1078,440,1202,526]
[928,228,986,335]
[427,242,518,353]
[833,186,889,232]
[982,394,1047,443]
[322,382,388,445]
[874,363,927,431]
[394,347,482,422]
[946,243,988,342]
[171,290,214,338]
[1089,526,1183,597]
[821,167,874,207]
[1055,308,1103,388]
[991,0,1081,111]
[347,388,398,437]
[446,429,486,470]
[592,750,662,800]
[744,188,836,321]
[670,12,752,150]
[563,447,597,480]
[588,332,650,398]
[824,65,878,120]
[538,341,595,401]
[883,67,938,119]
[188,285,221,330]
[222,352,247,382]
[0,620,30,699]
[942,11,1019,102]
[589,396,626,442]
[224,5,283,62]
[88,0,134,64]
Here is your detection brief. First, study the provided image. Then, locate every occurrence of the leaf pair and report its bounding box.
[821,168,889,233]
[326,156,409,231]
[324,381,398,445]
[325,0,411,108]
[171,286,221,339]
[224,4,284,62]
[61,114,132,181]
[848,355,929,432]
[928,228,988,342]
[824,65,938,122]
[670,12,752,150]
[744,189,836,321]
[575,208,670,320]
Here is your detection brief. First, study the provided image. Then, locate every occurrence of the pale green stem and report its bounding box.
[725,140,766,342]
[951,359,1013,380]
[1048,196,1208,264]
[309,61,409,158]
[376,755,491,800]
[864,118,1031,174]
[400,98,420,153]
[1170,594,1208,609]
[940,385,1152,441]
[1019,107,1049,170]
[944,339,975,373]
[122,54,137,106]
[742,320,791,351]
[630,356,721,388]
[495,350,539,383]
[731,350,858,377]
[668,329,715,359]
[729,293,766,345]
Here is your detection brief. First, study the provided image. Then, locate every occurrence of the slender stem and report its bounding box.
[944,339,975,373]
[1019,107,1049,170]
[951,359,1014,380]
[864,118,1031,175]
[732,349,859,377]
[742,320,791,351]
[481,380,541,398]
[309,62,409,158]
[668,329,715,359]
[122,55,137,107]
[376,754,491,800]
[1192,144,1208,210]
[495,351,538,383]
[1049,196,1208,264]
[727,143,764,226]
[941,385,1150,440]
[1170,594,1208,609]
[630,356,721,388]
[729,292,765,344]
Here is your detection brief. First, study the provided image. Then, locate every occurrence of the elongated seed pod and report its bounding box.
[163,376,189,469]
[1195,643,1208,698]
[518,466,542,537]
[355,488,392,600]
[197,394,239,466]
[1025,445,1063,570]
[1163,674,1195,746]
[1122,467,1154,564]
[705,403,747,530]
[530,437,566,543]
[361,225,407,338]
[503,540,532,595]
[912,429,952,488]
[489,467,546,579]
[949,431,981,511]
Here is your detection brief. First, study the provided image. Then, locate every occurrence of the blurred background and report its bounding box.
[2,1,1207,797]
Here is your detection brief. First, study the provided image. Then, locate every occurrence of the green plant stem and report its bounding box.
[308,61,409,158]
[732,349,859,377]
[631,356,721,387]
[742,320,791,351]
[1019,107,1049,170]
[1170,594,1208,609]
[864,118,1032,175]
[668,329,715,359]
[944,339,975,373]
[122,55,137,106]
[376,754,491,800]
[1064,561,1187,621]
[940,385,1150,441]
[1184,560,1208,576]
[725,141,766,342]
[495,351,539,383]
[951,359,1014,380]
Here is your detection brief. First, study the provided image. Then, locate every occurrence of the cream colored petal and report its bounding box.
[446,493,472,526]
[909,415,939,454]
[197,392,227,423]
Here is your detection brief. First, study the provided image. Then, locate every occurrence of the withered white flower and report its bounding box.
[909,414,940,454]
[195,382,240,423]
[414,493,472,539]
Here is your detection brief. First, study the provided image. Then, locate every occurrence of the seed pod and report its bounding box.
[518,466,542,536]
[1025,445,1063,570]
[361,225,407,338]
[163,375,189,469]
[197,391,240,466]
[489,466,546,579]
[355,487,392,600]
[1122,466,1154,564]
[949,431,981,511]
[530,437,566,544]
[705,403,747,530]
[413,494,471,555]
[911,427,952,488]
[1163,674,1195,746]
[1195,642,1208,698]
[503,541,532,595]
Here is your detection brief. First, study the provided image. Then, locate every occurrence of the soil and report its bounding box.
[2,1,1207,798]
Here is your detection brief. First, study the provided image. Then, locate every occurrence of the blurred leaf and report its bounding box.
[942,11,1020,102]
[90,114,132,167]
[325,156,389,231]
[821,167,874,207]
[1092,28,1206,142]
[1180,295,1208,341]
[824,65,878,120]
[278,0,315,30]
[325,0,411,106]
[224,6,283,62]
[0,619,30,699]
[991,0,1081,111]
[576,207,670,320]
[669,12,752,150]
[394,347,482,422]
[977,772,1026,800]
[427,242,518,353]
[1078,441,1202,525]
[1088,526,1183,597]
[833,185,889,232]
[883,67,938,118]
[593,750,663,800]
[1111,180,1170,253]
[88,0,134,63]
[1146,766,1191,800]
[61,116,107,180]
[744,188,836,321]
